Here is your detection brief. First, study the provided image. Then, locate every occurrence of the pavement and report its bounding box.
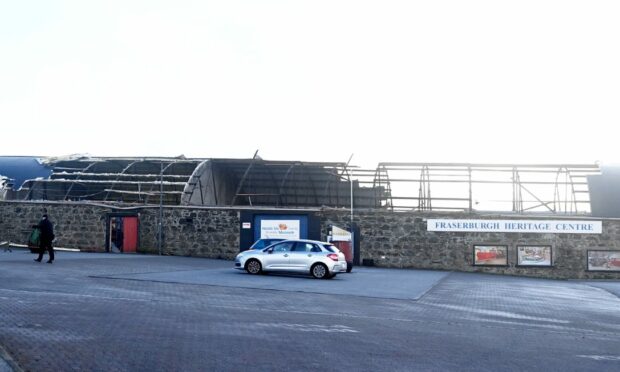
[98,263,448,301]
[1,247,620,371]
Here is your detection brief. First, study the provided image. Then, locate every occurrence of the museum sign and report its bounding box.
[427,219,602,234]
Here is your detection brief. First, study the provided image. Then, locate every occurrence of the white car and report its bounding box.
[234,239,347,279]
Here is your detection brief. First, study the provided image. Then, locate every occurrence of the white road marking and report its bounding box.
[254,322,359,333]
[577,355,620,361]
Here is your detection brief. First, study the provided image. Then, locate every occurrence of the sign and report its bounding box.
[242,222,251,229]
[427,219,602,234]
[329,225,352,242]
[260,220,300,239]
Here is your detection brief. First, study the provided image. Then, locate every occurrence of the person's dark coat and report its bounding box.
[34,216,55,245]
[33,214,55,263]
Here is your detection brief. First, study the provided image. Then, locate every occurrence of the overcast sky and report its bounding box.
[1,1,619,168]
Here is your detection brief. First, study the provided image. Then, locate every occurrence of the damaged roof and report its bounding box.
[1,155,382,209]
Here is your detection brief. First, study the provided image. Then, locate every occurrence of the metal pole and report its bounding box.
[346,154,354,265]
[350,170,354,262]
[468,166,472,212]
[350,170,354,226]
[158,162,163,256]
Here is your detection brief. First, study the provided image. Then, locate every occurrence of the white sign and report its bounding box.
[329,225,351,242]
[260,220,300,239]
[242,222,251,229]
[427,219,602,234]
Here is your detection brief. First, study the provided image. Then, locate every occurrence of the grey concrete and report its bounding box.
[581,281,620,298]
[0,357,12,372]
[1,248,620,371]
[0,360,12,372]
[100,265,448,300]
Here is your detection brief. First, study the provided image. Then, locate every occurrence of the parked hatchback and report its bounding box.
[234,239,347,279]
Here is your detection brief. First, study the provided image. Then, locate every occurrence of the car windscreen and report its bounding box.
[251,239,283,249]
[251,240,268,249]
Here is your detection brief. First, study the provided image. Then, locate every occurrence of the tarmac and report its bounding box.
[1,247,619,371]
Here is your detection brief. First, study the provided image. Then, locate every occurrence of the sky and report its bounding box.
[1,0,619,169]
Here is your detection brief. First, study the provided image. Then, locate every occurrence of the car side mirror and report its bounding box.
[267,248,274,254]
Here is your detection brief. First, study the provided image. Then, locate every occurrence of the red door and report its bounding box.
[122,217,138,253]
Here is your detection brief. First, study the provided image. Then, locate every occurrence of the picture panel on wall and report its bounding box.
[587,250,620,272]
[517,245,552,267]
[473,245,508,266]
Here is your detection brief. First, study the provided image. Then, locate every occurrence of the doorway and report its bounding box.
[107,215,139,253]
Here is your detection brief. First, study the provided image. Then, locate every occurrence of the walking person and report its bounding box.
[33,213,55,263]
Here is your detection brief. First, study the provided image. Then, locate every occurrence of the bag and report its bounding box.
[28,228,41,247]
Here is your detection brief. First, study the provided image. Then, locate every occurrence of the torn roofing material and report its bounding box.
[1,155,377,208]
[0,156,52,190]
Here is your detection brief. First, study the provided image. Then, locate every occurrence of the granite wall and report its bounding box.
[0,201,109,251]
[319,210,620,279]
[2,201,619,279]
[137,206,239,259]
[0,201,239,260]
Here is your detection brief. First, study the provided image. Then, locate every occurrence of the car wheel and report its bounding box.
[245,259,262,275]
[311,263,329,279]
[346,262,353,273]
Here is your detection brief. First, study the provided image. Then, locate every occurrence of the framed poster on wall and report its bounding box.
[473,245,508,266]
[587,250,620,272]
[517,245,552,267]
[259,219,300,239]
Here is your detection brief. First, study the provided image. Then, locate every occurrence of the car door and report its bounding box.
[261,241,295,270]
[288,242,319,271]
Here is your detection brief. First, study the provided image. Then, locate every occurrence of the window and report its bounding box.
[323,244,338,253]
[272,241,295,252]
[293,243,314,252]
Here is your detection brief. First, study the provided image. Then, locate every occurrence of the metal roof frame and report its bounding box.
[361,162,600,213]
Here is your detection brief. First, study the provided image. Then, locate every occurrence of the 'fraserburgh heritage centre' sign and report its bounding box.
[427,219,602,234]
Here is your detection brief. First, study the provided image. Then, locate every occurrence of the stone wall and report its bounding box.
[3,201,620,279]
[138,207,239,259]
[318,210,620,279]
[0,201,109,250]
[0,201,240,259]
